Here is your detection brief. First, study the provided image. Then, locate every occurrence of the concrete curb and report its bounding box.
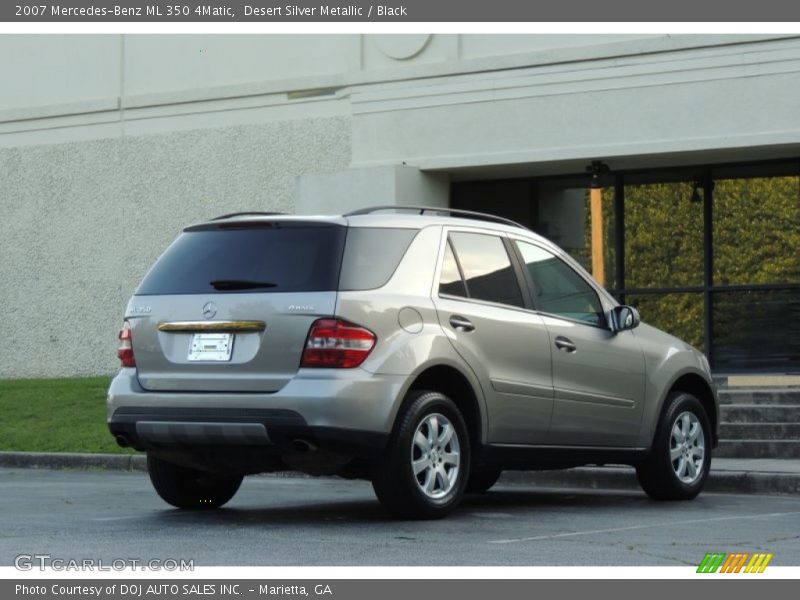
[1,451,798,495]
[0,451,147,472]
[498,466,800,496]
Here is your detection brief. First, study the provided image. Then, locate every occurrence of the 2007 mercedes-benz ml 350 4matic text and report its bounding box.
[108,206,719,519]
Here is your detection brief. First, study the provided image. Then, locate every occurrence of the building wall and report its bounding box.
[350,36,800,176]
[0,118,350,377]
[1,33,799,377]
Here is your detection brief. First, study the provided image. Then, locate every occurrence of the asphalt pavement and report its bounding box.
[2,451,799,494]
[1,468,799,566]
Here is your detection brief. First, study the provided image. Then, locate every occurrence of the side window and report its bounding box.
[339,227,418,291]
[439,241,468,298]
[516,241,607,327]
[447,232,524,308]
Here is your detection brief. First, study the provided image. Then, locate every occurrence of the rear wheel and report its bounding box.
[637,392,711,500]
[372,390,470,519]
[466,466,502,493]
[147,454,243,510]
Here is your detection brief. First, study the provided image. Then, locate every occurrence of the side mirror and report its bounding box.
[612,305,640,332]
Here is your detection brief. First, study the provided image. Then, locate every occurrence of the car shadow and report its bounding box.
[144,485,657,528]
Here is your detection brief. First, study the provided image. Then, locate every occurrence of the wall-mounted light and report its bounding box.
[690,179,715,203]
[690,181,702,203]
[586,160,610,188]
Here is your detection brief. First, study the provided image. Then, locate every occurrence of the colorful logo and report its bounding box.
[697,552,773,573]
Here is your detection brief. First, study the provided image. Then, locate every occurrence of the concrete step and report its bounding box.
[719,422,800,440]
[716,439,800,459]
[713,374,800,389]
[719,389,800,404]
[720,404,800,423]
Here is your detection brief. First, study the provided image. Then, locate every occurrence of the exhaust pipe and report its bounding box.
[115,434,131,448]
[292,439,317,453]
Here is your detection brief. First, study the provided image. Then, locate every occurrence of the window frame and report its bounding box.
[438,237,469,299]
[434,226,533,312]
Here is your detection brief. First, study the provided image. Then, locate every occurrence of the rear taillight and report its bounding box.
[300,319,376,368]
[117,321,136,368]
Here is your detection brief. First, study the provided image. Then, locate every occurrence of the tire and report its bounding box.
[147,453,243,510]
[637,392,712,501]
[372,390,471,519]
[466,466,502,493]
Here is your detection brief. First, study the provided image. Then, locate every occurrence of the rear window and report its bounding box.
[338,227,418,291]
[136,224,346,295]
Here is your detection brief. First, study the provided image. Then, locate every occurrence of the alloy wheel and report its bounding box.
[670,411,706,484]
[411,413,461,499]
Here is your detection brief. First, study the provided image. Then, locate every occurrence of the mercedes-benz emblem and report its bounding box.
[202,301,218,320]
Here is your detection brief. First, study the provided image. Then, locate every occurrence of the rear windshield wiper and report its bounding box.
[210,279,278,290]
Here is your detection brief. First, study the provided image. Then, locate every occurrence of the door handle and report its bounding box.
[555,336,577,353]
[449,315,475,332]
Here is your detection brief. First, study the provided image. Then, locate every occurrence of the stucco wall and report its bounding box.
[0,116,351,377]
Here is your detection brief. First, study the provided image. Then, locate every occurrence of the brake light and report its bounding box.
[117,321,136,368]
[300,319,376,368]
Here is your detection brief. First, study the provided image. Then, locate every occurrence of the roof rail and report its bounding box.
[211,211,287,221]
[343,205,529,231]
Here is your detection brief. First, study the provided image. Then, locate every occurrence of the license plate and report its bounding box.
[188,333,233,362]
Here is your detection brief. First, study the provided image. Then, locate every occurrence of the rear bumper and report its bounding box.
[107,368,403,456]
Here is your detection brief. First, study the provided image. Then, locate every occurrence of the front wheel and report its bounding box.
[372,390,470,519]
[147,454,243,510]
[637,392,712,501]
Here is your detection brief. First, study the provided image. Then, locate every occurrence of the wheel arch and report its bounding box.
[403,364,486,453]
[664,372,719,447]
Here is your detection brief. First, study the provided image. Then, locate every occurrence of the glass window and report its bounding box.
[712,289,800,372]
[438,241,468,298]
[624,181,704,288]
[339,227,418,291]
[516,241,606,327]
[137,224,345,295]
[536,180,616,289]
[713,175,800,286]
[627,292,705,352]
[449,232,524,308]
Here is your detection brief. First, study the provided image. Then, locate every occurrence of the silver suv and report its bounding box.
[108,206,719,519]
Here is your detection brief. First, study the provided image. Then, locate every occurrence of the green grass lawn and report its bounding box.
[0,377,132,454]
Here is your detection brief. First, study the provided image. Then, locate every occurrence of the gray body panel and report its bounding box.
[634,322,718,447]
[129,292,336,393]
[433,297,554,444]
[544,317,646,447]
[109,367,407,434]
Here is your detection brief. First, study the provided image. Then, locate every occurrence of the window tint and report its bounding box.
[339,227,418,291]
[516,241,606,326]
[439,241,467,297]
[449,232,524,308]
[137,224,346,295]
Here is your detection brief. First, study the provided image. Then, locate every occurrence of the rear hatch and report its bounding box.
[128,218,346,393]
